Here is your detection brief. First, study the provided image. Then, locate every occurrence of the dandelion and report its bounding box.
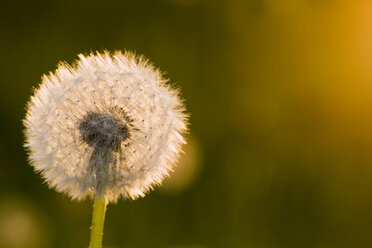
[23,51,188,248]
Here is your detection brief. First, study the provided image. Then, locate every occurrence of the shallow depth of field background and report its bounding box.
[1,0,372,247]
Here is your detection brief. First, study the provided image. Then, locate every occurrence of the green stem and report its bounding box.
[89,197,107,248]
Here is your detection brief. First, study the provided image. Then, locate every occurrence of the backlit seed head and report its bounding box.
[23,51,188,202]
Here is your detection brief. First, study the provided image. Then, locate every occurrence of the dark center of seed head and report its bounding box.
[79,111,130,151]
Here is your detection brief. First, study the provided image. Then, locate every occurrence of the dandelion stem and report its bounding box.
[89,196,107,248]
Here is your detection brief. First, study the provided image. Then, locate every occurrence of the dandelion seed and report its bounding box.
[23,51,188,202]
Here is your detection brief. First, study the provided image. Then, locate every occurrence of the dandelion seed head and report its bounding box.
[24,51,188,202]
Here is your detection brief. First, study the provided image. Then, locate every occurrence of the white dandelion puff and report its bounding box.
[24,51,188,202]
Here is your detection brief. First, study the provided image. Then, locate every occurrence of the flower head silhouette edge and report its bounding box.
[24,51,188,202]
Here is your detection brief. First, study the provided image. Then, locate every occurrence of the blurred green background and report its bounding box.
[1,0,372,247]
